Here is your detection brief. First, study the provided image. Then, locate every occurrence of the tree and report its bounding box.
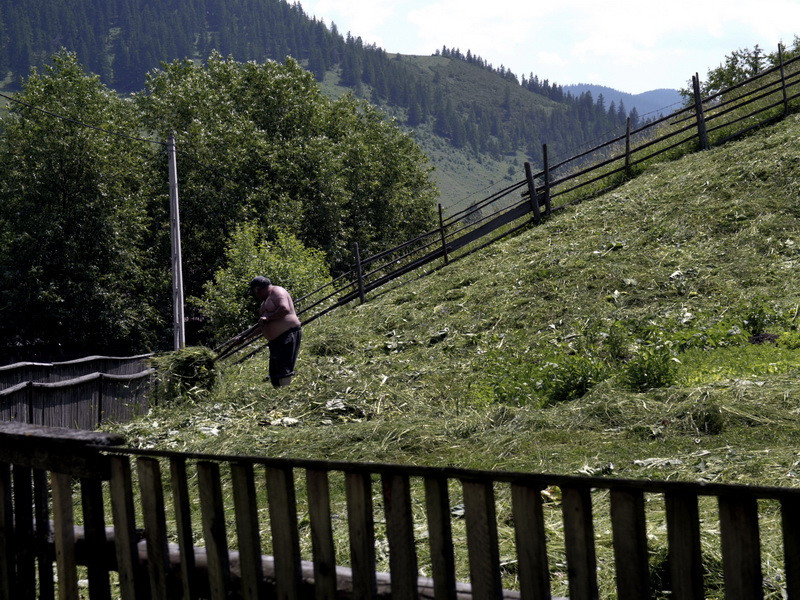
[193,223,331,341]
[0,51,162,355]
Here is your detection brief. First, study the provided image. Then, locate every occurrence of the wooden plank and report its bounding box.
[782,495,800,599]
[198,461,231,600]
[34,468,55,600]
[719,494,763,600]
[170,457,199,600]
[381,472,418,600]
[510,482,550,600]
[137,457,171,600]
[13,466,36,600]
[231,462,264,600]
[610,487,650,600]
[51,472,78,600]
[305,469,338,600]
[524,162,541,222]
[345,471,377,599]
[665,491,703,600]
[109,455,145,600]
[0,463,13,600]
[423,475,457,600]
[80,477,112,600]
[560,485,598,600]
[462,479,502,600]
[266,465,303,600]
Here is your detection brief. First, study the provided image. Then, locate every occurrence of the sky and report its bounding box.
[297,0,800,95]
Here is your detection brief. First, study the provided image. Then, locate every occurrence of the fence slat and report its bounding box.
[561,485,598,600]
[266,465,303,599]
[665,491,703,600]
[719,494,763,600]
[382,472,418,600]
[109,455,146,600]
[0,463,13,600]
[511,482,550,600]
[423,475,457,600]
[33,468,55,600]
[137,457,171,600]
[198,461,231,600]
[170,457,199,600]
[13,466,35,600]
[81,477,112,600]
[345,471,377,599]
[462,479,502,600]
[52,471,79,600]
[306,469,338,600]
[782,495,800,599]
[231,462,264,600]
[610,487,649,600]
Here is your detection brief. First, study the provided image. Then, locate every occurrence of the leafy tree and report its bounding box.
[0,51,162,355]
[135,52,437,285]
[192,223,331,342]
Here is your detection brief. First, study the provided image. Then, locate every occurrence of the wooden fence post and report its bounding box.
[692,74,710,150]
[353,242,366,305]
[779,43,789,114]
[438,204,450,264]
[524,162,541,223]
[625,117,632,176]
[542,144,552,215]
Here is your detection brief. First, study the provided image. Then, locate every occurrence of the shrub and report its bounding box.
[542,355,607,405]
[192,223,331,344]
[622,346,677,392]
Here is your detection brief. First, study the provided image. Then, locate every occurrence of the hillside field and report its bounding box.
[113,112,800,598]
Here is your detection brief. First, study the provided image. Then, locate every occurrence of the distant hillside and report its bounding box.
[563,84,684,120]
[0,0,640,206]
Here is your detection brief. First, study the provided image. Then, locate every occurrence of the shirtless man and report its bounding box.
[242,276,302,387]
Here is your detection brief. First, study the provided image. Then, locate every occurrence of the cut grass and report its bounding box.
[108,111,800,598]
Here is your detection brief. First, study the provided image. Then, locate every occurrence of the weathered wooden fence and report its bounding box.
[217,45,800,362]
[2,421,800,600]
[0,355,154,429]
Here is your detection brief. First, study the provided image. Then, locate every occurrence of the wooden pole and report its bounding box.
[691,74,710,151]
[625,117,632,176]
[353,242,366,305]
[438,204,450,264]
[167,134,186,350]
[542,144,552,215]
[524,162,541,222]
[779,43,789,115]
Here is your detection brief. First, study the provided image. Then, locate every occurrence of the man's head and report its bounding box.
[249,276,271,300]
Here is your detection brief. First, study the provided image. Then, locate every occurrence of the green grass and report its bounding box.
[109,110,800,598]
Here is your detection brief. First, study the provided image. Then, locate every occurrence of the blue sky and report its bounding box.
[298,0,800,94]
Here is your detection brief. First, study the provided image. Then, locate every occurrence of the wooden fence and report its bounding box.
[0,355,154,429]
[216,45,800,362]
[2,421,800,599]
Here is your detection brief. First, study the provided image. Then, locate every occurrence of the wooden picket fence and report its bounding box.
[217,44,800,363]
[0,355,154,429]
[2,421,800,600]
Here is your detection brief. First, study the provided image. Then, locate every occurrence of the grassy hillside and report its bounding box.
[122,110,800,478]
[114,112,800,597]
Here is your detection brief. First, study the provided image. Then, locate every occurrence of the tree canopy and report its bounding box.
[0,51,438,357]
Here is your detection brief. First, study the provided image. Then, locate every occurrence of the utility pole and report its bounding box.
[168,134,186,349]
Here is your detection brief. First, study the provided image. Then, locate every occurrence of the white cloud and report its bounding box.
[299,0,800,93]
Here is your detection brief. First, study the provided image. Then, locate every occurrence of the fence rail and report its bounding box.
[2,421,800,599]
[0,355,154,429]
[217,45,800,363]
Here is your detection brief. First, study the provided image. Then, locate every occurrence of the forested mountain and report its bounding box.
[562,84,683,122]
[0,0,640,166]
